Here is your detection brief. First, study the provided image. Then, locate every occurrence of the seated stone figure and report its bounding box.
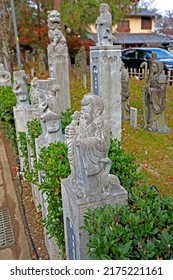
[65,94,123,198]
[0,63,11,86]
[144,60,169,133]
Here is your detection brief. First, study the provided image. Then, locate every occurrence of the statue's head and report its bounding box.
[81,94,104,122]
[151,60,164,74]
[100,3,109,13]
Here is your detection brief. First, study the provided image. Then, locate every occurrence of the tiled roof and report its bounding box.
[130,8,158,17]
[87,33,173,45]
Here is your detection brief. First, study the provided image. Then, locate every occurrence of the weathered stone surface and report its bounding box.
[47,10,70,111]
[96,3,113,46]
[90,45,122,140]
[62,94,127,259]
[65,94,124,198]
[75,46,87,78]
[142,60,169,133]
[29,77,39,109]
[62,177,127,260]
[37,78,64,144]
[36,48,47,76]
[0,63,11,86]
[121,62,130,121]
[130,107,137,127]
[13,70,29,108]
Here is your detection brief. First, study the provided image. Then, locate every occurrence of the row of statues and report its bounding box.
[11,60,169,135]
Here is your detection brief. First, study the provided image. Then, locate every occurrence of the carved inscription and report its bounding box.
[103,55,118,63]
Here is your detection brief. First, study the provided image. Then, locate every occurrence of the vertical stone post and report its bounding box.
[90,45,122,140]
[34,78,64,259]
[90,3,122,140]
[47,10,71,112]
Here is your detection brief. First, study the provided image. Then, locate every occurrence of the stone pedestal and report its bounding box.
[62,177,128,260]
[41,191,62,260]
[35,135,62,259]
[90,45,122,140]
[13,105,38,171]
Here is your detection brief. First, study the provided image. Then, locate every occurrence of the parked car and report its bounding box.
[121,47,173,72]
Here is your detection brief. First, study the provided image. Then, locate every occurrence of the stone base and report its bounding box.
[62,177,128,260]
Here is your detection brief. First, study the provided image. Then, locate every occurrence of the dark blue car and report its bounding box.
[122,47,173,72]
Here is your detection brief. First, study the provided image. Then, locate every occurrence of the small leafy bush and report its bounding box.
[83,186,173,260]
[0,86,17,151]
[61,108,73,134]
[18,118,42,178]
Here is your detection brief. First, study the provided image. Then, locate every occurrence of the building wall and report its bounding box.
[125,17,155,33]
[89,16,155,34]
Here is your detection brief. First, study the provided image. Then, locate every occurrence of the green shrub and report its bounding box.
[109,138,145,192]
[83,186,173,260]
[61,108,73,134]
[0,86,17,151]
[33,142,70,258]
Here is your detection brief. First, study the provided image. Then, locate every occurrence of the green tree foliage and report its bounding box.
[60,0,139,37]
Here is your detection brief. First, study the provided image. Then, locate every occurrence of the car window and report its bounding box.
[123,50,135,58]
[137,50,147,59]
[151,49,173,59]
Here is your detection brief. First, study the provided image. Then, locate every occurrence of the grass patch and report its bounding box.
[122,79,173,196]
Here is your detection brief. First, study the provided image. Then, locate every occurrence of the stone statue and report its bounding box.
[65,94,123,198]
[37,49,47,76]
[29,77,39,109]
[0,63,11,86]
[143,60,169,133]
[47,10,67,77]
[75,46,87,78]
[13,70,29,107]
[38,84,63,142]
[121,62,130,120]
[96,3,113,46]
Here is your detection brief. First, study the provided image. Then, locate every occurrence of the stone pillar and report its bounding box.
[62,178,127,260]
[47,10,71,112]
[34,77,64,259]
[90,45,122,140]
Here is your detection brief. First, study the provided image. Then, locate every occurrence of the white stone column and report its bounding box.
[90,45,122,140]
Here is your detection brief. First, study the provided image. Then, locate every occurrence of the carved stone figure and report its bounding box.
[37,49,47,76]
[121,62,130,120]
[13,70,29,107]
[29,77,39,109]
[143,60,169,133]
[38,84,63,142]
[96,3,113,46]
[75,46,87,78]
[47,10,67,77]
[0,63,11,86]
[65,94,123,198]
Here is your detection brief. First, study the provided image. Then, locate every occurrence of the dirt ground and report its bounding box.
[1,128,49,260]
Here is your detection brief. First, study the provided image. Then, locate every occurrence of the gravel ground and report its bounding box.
[1,128,49,260]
